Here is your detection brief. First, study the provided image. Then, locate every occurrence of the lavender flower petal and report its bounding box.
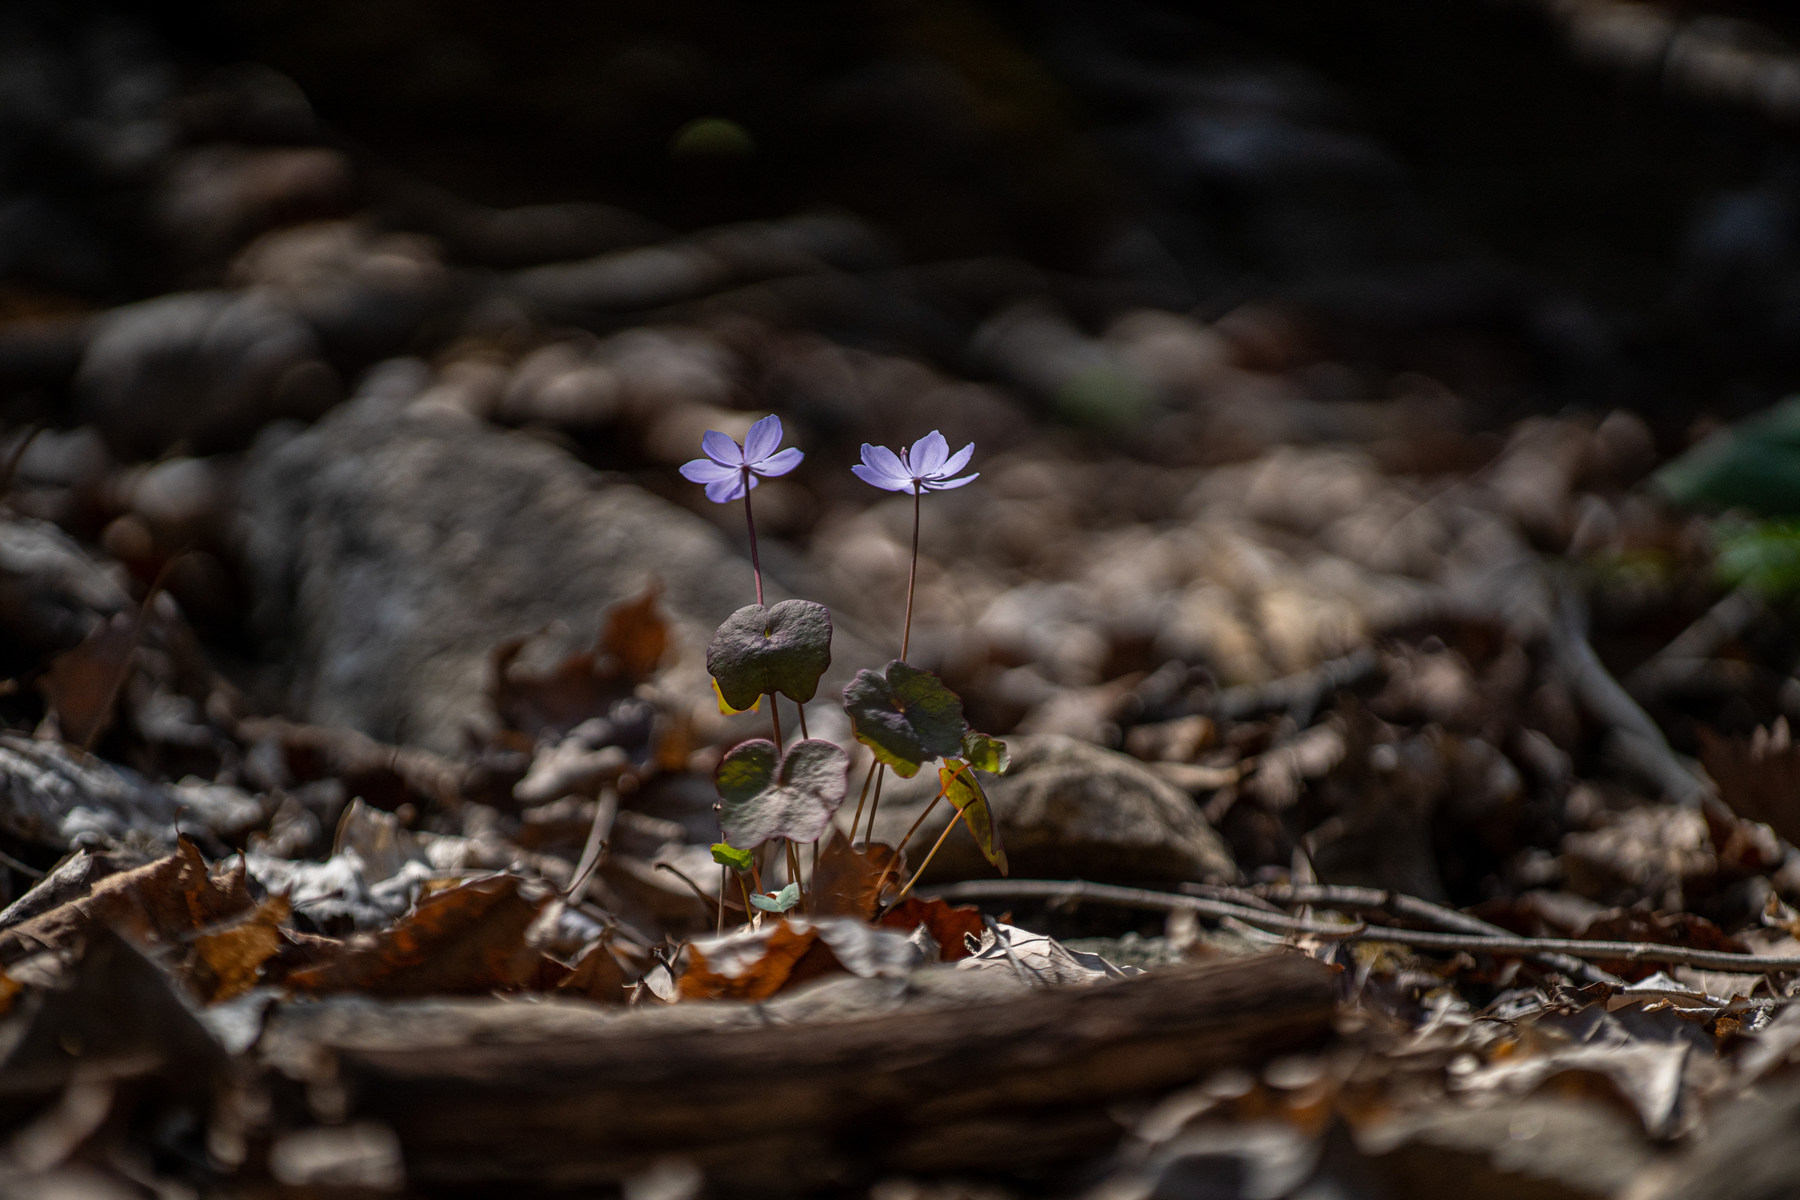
[743,414,784,464]
[756,446,804,477]
[701,429,743,466]
[680,458,741,485]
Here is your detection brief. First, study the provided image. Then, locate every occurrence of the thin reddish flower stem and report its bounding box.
[901,484,920,660]
[742,466,764,607]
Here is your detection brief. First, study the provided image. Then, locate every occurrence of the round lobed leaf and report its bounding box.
[707,601,833,711]
[750,883,801,913]
[716,737,850,847]
[842,660,968,778]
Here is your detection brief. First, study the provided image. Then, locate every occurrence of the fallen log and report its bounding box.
[331,952,1336,1193]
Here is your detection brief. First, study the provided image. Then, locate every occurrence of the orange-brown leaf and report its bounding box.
[811,831,903,920]
[553,941,629,1004]
[880,897,985,962]
[678,920,820,1001]
[601,585,669,682]
[190,894,291,1002]
[284,875,548,996]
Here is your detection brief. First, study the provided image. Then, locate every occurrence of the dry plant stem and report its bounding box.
[564,786,620,901]
[655,863,741,918]
[848,759,878,844]
[1232,881,1621,986]
[929,879,1367,937]
[0,849,43,880]
[872,785,951,897]
[885,814,962,909]
[742,467,763,607]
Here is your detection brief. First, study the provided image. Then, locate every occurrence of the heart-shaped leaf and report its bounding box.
[961,730,1010,774]
[711,842,755,872]
[941,759,1007,875]
[707,601,833,712]
[842,660,967,777]
[750,883,801,913]
[711,677,760,716]
[716,737,850,847]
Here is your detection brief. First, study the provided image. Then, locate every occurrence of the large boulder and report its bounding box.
[872,734,1235,884]
[239,368,863,754]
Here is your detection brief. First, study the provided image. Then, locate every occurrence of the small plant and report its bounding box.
[683,418,1007,927]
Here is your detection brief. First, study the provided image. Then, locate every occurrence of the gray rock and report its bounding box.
[872,734,1235,884]
[240,380,870,754]
[77,290,338,458]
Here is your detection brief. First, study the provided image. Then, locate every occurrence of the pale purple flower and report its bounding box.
[852,430,977,494]
[679,414,804,503]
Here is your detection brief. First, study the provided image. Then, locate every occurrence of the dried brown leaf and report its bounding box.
[880,897,985,962]
[0,838,251,964]
[810,831,902,920]
[553,941,629,1004]
[190,894,290,1003]
[40,612,136,747]
[678,920,820,1001]
[601,585,669,682]
[283,875,548,996]
[1700,720,1800,848]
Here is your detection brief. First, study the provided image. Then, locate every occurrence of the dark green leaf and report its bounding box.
[711,842,755,872]
[940,759,1007,875]
[715,737,850,847]
[960,730,1010,774]
[707,601,833,711]
[842,660,967,778]
[750,882,801,913]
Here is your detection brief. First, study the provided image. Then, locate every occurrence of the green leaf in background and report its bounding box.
[711,842,755,872]
[940,759,1007,875]
[706,600,833,712]
[749,882,801,913]
[715,737,849,847]
[842,660,968,777]
[1715,519,1800,598]
[1655,396,1800,516]
[960,730,1010,774]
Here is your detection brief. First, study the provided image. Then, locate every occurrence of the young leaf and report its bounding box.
[707,600,833,712]
[716,737,850,847]
[961,730,1010,774]
[842,660,967,777]
[750,882,801,913]
[940,759,1008,875]
[711,842,755,872]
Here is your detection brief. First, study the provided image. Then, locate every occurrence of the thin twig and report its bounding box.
[656,863,744,917]
[1223,881,1621,986]
[0,848,44,880]
[564,786,619,900]
[926,879,1366,937]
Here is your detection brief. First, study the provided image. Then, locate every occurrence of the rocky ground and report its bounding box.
[11,2,1800,1198]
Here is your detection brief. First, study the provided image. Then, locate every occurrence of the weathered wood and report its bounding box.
[335,952,1336,1192]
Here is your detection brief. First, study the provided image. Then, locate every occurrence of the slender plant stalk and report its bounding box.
[738,872,753,924]
[797,704,809,739]
[885,807,968,908]
[769,693,783,747]
[717,864,727,933]
[786,839,804,908]
[864,766,888,847]
[871,782,948,897]
[742,467,764,607]
[848,758,878,842]
[902,484,920,660]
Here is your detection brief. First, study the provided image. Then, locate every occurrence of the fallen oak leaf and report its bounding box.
[282,875,549,997]
[707,600,833,711]
[716,737,849,847]
[679,919,820,1001]
[0,837,251,966]
[551,941,630,1005]
[188,893,290,1003]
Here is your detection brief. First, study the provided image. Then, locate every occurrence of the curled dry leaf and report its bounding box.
[842,659,967,777]
[489,586,671,741]
[283,874,549,997]
[549,941,629,1005]
[679,919,822,1001]
[706,599,833,711]
[716,737,849,846]
[0,837,251,966]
